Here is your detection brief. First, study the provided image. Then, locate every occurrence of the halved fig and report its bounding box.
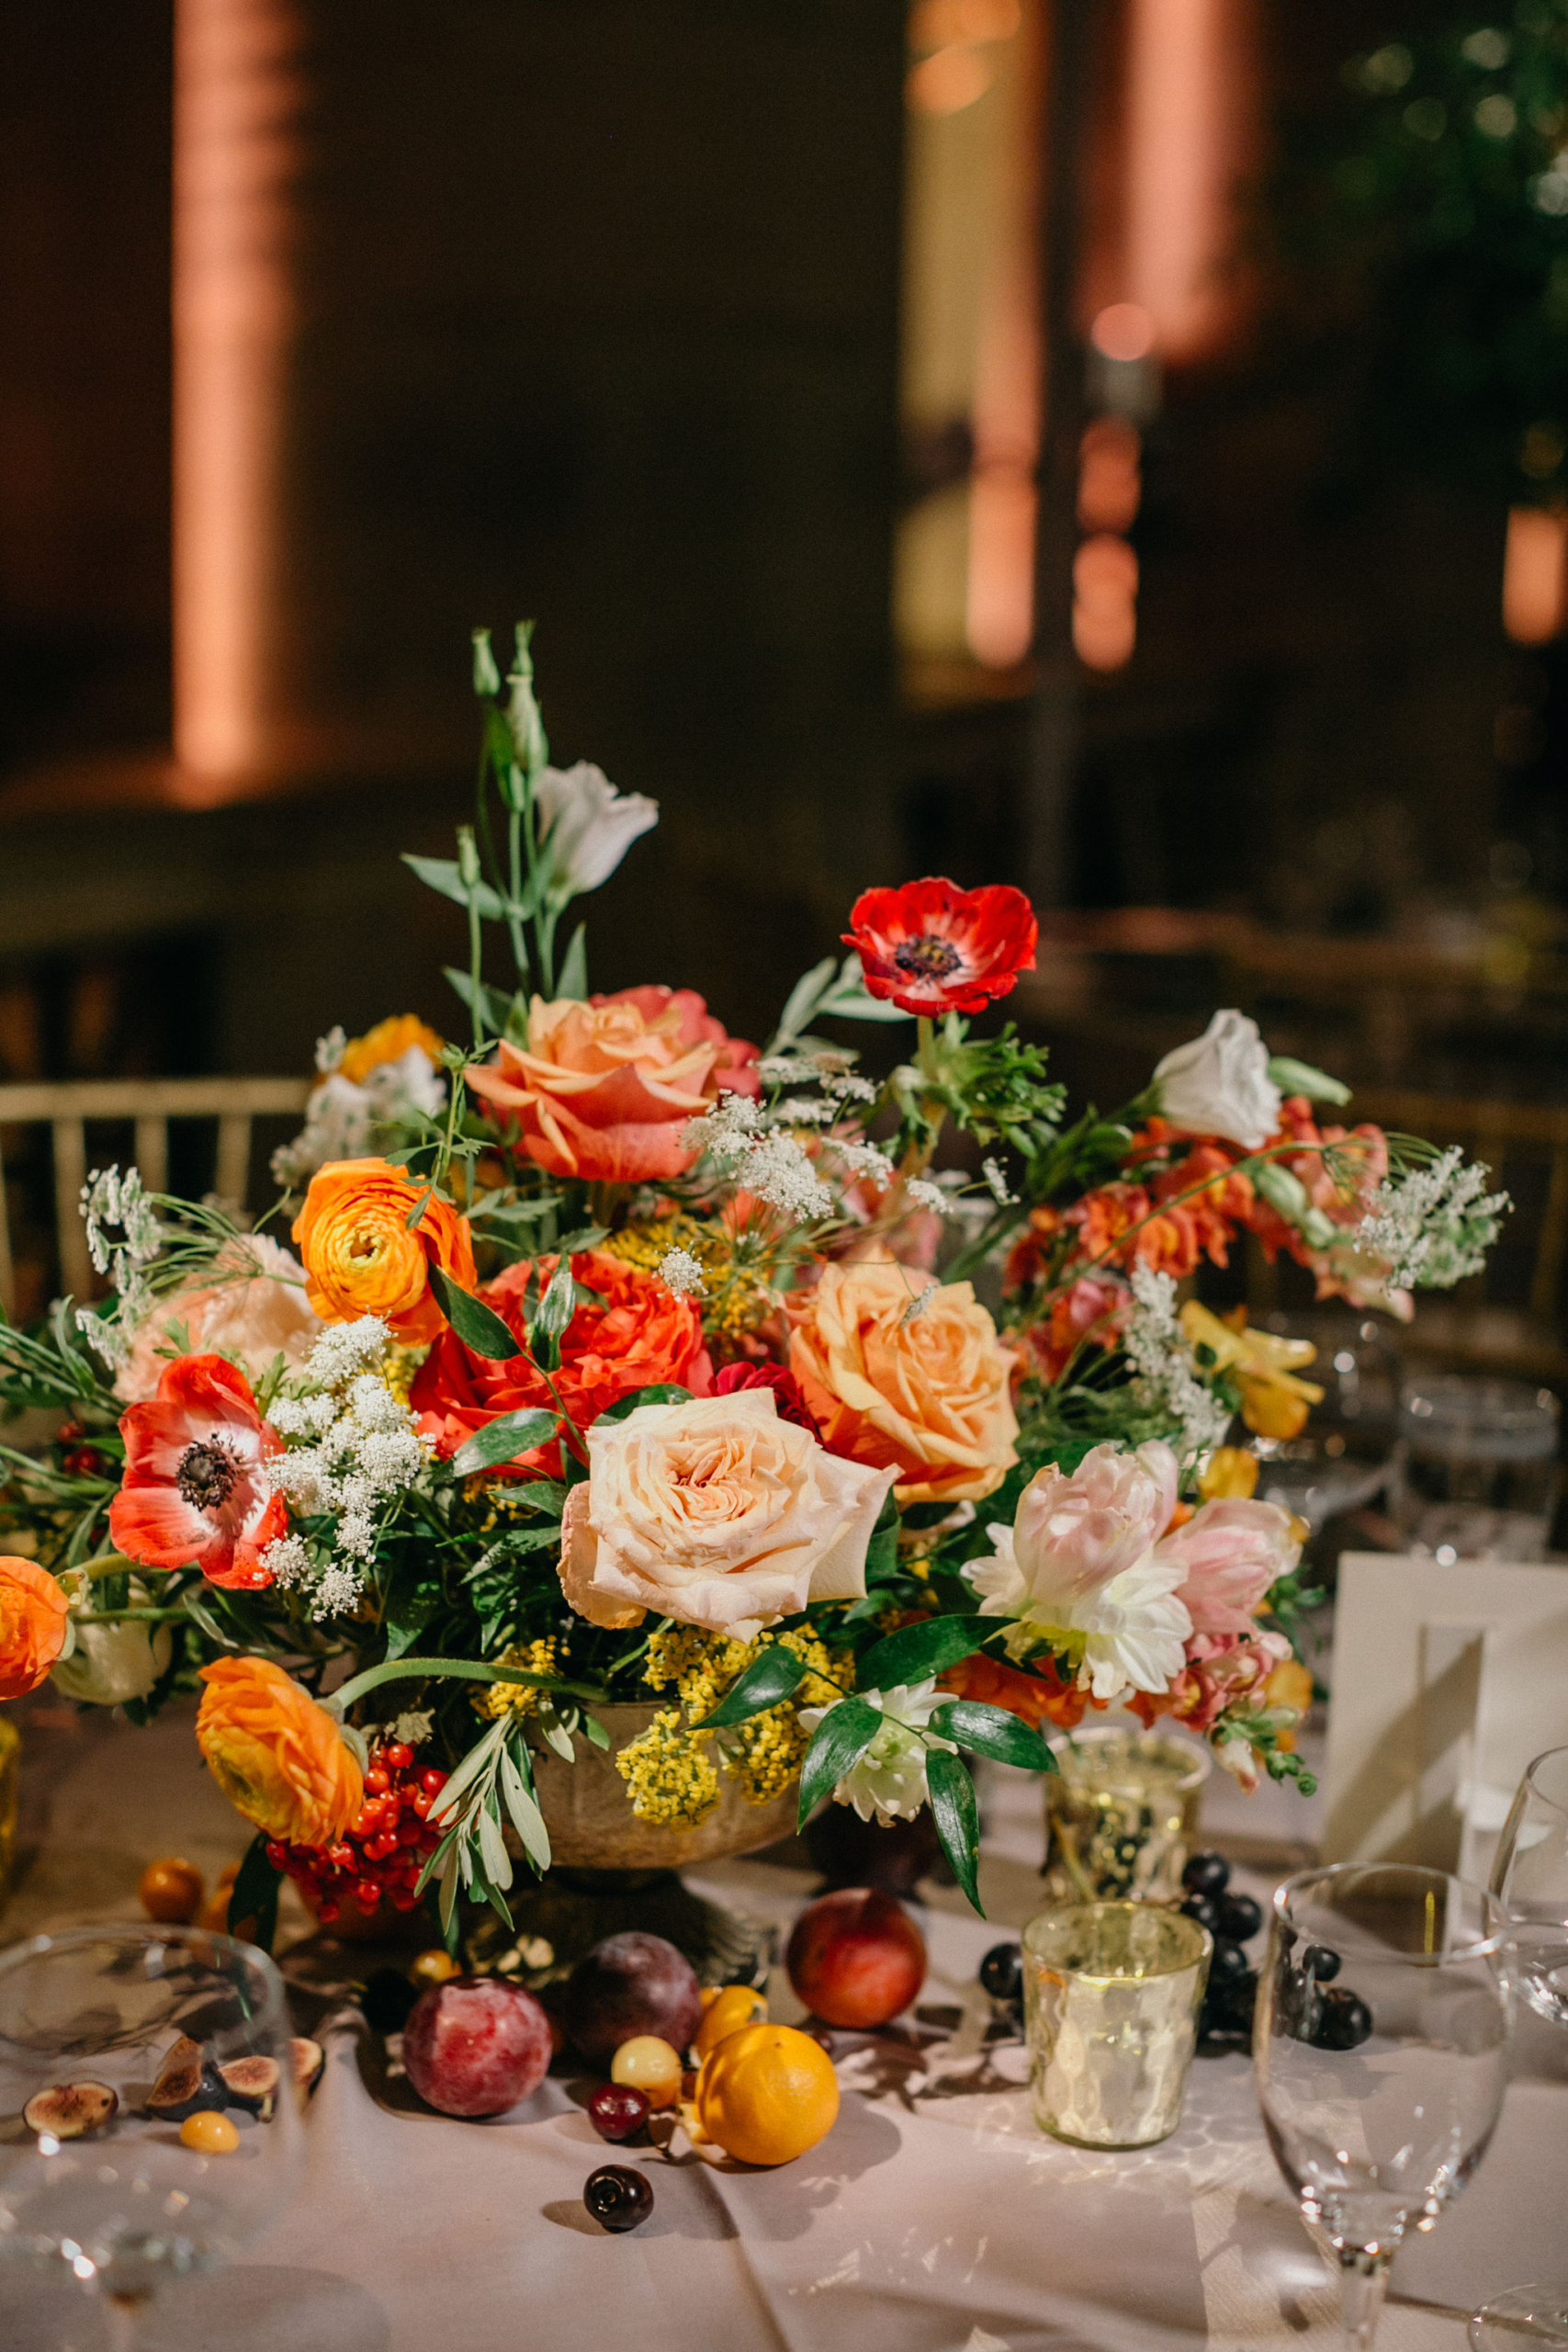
[288,2037,324,2104]
[147,2034,228,2122]
[23,2082,118,2139]
[219,2056,280,2119]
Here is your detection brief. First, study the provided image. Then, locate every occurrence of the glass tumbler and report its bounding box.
[1043,1727,1211,1903]
[1393,1375,1559,1562]
[1021,1899,1212,2148]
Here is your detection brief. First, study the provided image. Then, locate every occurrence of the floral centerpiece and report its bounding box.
[0,628,1506,1948]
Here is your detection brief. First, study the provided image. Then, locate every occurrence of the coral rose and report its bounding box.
[412,1249,712,1476]
[465,988,759,1183]
[196,1657,363,1846]
[558,1387,896,1639]
[110,1354,286,1589]
[114,1236,323,1405]
[0,1556,71,1701]
[293,1158,476,1344]
[788,1259,1018,1505]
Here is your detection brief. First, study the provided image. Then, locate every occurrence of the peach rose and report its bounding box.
[558,1388,896,1640]
[466,987,760,1183]
[196,1657,363,1846]
[292,1158,476,1344]
[788,1259,1018,1505]
[0,1557,71,1701]
[114,1237,323,1405]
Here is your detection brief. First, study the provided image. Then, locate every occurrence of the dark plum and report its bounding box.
[588,2084,651,2143]
[584,2163,654,2233]
[1181,1851,1230,1899]
[564,1934,703,2071]
[978,1943,1022,2003]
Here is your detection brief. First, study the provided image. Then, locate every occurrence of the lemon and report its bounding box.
[693,1983,767,2064]
[694,2022,839,2166]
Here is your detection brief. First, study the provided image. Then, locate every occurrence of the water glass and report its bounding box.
[1022,1899,1211,2148]
[1253,1313,1400,1532]
[1254,1864,1509,2352]
[1043,1727,1211,1904]
[0,1927,304,2346]
[1393,1375,1559,1562]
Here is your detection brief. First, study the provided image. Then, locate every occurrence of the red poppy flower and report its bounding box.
[843,877,1038,1016]
[712,1360,820,1437]
[110,1354,286,1590]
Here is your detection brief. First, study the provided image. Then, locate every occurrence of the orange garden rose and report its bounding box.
[337,1013,445,1085]
[789,1259,1019,1505]
[196,1657,363,1846]
[0,1556,71,1702]
[293,1157,476,1343]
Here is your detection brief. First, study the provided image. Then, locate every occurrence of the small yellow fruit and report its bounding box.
[610,2035,682,2109]
[197,1888,234,1933]
[409,1949,459,1988]
[694,2023,839,2166]
[180,2110,240,2154]
[138,1859,204,1925]
[693,1983,767,2063]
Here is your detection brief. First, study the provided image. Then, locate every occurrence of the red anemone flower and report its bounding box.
[110,1354,286,1590]
[844,877,1038,1016]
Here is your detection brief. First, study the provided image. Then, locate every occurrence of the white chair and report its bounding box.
[0,1078,311,1316]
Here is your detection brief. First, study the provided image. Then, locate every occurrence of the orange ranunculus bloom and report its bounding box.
[337,1013,445,1085]
[465,988,760,1184]
[940,1647,1089,1731]
[196,1657,363,1846]
[292,1158,476,1343]
[0,1557,71,1702]
[788,1258,1018,1506]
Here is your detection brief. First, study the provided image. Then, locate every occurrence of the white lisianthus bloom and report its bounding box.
[1151,1010,1282,1150]
[964,1442,1194,1703]
[797,1680,957,1825]
[51,1578,171,1706]
[533,761,659,905]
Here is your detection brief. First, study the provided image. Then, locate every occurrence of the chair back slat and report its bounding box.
[51,1119,91,1304]
[214,1114,254,1210]
[0,1135,13,1320]
[134,1116,169,1195]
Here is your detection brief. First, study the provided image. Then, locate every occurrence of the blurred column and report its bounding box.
[173,0,305,794]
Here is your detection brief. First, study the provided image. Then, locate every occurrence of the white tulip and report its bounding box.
[533,763,659,905]
[1151,1009,1281,1150]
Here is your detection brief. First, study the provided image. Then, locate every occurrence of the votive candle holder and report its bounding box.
[1022,1899,1212,2149]
[1043,1727,1211,1905]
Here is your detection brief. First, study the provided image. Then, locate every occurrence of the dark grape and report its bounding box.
[978,1943,1022,2003]
[1181,1851,1230,1898]
[1208,1939,1251,1987]
[1180,1896,1220,1934]
[361,1967,418,2033]
[1213,1893,1263,1943]
[587,2084,651,2143]
[584,2164,654,2233]
[1302,1943,1341,1983]
[1312,1988,1371,2051]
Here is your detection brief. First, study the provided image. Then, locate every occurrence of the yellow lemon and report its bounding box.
[694,2022,839,2166]
[693,1984,767,2064]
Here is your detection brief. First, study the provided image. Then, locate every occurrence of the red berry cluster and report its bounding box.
[57,1421,107,1478]
[266,1743,449,1925]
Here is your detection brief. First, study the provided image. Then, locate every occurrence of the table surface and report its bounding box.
[0,1698,1563,2352]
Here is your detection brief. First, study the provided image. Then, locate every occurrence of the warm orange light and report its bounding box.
[908,0,1020,51]
[1077,419,1142,533]
[173,0,303,786]
[1089,303,1155,364]
[967,469,1037,665]
[1072,534,1138,670]
[1502,506,1568,645]
[1123,0,1253,360]
[907,46,995,115]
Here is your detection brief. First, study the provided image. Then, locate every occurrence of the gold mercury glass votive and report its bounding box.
[1022,1900,1212,2149]
[1043,1726,1211,1904]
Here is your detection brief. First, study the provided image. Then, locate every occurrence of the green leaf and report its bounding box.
[930,1699,1057,1775]
[557,921,588,1001]
[927,1750,983,1915]
[855,1613,985,1692]
[450,1408,560,1477]
[227,1831,282,1954]
[692,1645,807,1728]
[428,1264,521,1360]
[795,1697,881,1829]
[863,1491,900,1586]
[1268,1054,1351,1106]
[594,1383,693,1426]
[532,1251,578,1343]
[500,1738,552,1873]
[817,951,916,1023]
[552,1225,610,1254]
[581,1713,611,1751]
[771,956,837,1048]
[401,854,508,922]
[444,967,525,1034]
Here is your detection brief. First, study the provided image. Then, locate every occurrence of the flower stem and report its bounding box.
[326,1656,608,1716]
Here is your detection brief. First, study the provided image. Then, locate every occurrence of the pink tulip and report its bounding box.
[1010,1441,1179,1610]
[1159,1498,1300,1637]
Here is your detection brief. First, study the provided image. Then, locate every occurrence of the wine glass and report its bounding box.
[1470,1747,1568,2352]
[1254,1863,1510,2352]
[0,1926,305,2347]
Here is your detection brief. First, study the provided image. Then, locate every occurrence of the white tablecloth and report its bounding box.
[1,1701,1563,2352]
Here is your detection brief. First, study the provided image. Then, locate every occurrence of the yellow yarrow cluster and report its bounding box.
[615,1625,850,1826]
[475,1637,560,1721]
[601,1215,775,1340]
[380,1342,428,1408]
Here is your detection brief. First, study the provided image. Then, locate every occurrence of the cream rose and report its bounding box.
[558,1389,896,1640]
[1151,1010,1281,1151]
[788,1258,1018,1505]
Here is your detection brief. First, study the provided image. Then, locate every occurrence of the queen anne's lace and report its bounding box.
[76,1166,165,1362]
[1124,1264,1232,1457]
[261,1319,430,1618]
[1356,1148,1509,1290]
[682,1092,833,1221]
[656,1246,706,1298]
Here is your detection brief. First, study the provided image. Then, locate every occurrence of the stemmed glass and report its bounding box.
[0,1926,304,2347]
[1470,1746,1568,2352]
[1254,1863,1510,2352]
